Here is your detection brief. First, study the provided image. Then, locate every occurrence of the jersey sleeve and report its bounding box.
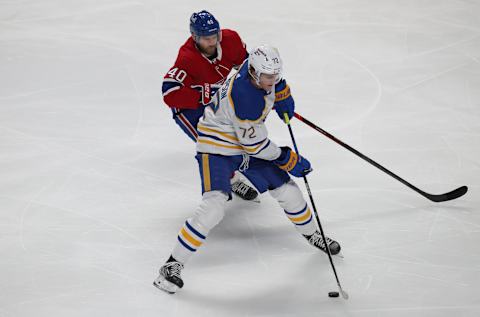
[162,56,201,110]
[226,30,248,67]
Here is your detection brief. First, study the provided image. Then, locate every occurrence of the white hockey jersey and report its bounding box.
[196,61,282,161]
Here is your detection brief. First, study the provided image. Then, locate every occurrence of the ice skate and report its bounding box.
[304,231,341,256]
[153,261,184,294]
[232,180,259,202]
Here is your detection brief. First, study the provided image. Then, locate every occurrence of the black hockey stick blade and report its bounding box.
[340,288,349,300]
[293,113,469,203]
[424,185,468,203]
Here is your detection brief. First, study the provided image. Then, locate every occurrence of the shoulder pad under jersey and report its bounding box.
[229,64,268,121]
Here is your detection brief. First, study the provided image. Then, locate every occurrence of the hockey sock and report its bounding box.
[171,220,207,263]
[269,180,316,236]
[171,191,228,264]
[283,203,316,235]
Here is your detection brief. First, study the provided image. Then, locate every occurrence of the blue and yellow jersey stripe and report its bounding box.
[197,124,239,143]
[241,139,270,155]
[201,154,211,192]
[197,138,243,151]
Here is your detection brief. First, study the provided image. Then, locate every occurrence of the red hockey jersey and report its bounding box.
[162,29,247,110]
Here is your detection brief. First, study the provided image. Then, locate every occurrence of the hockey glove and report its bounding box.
[273,146,312,177]
[274,79,295,120]
[192,83,220,106]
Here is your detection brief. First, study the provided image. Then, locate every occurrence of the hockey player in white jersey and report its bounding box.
[154,45,341,294]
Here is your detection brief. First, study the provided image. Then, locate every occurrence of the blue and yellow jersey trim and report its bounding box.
[197,124,239,143]
[241,139,270,155]
[198,122,271,155]
[197,138,243,151]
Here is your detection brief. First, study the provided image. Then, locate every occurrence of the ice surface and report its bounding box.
[1,0,479,316]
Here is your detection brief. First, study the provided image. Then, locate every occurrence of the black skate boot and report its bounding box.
[231,180,259,201]
[153,260,184,294]
[303,231,341,255]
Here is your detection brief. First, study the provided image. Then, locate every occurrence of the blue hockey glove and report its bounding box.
[273,146,312,177]
[274,79,295,121]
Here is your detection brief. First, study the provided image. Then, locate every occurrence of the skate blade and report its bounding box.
[320,249,343,258]
[233,195,261,203]
[153,276,179,294]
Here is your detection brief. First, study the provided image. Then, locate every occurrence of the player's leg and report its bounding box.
[245,159,341,255]
[172,107,258,201]
[154,190,228,294]
[153,153,241,294]
[269,179,341,255]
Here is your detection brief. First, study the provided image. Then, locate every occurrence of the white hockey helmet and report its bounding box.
[248,44,283,85]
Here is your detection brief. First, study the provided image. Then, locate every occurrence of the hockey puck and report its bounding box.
[328,291,339,298]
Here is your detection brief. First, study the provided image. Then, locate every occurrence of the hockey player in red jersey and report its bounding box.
[162,10,258,201]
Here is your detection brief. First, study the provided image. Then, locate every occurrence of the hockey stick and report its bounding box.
[293,112,468,203]
[284,113,349,300]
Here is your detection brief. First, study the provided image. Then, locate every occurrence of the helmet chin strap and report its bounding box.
[248,68,281,92]
[248,68,261,87]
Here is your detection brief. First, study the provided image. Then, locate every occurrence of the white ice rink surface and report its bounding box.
[1,0,479,316]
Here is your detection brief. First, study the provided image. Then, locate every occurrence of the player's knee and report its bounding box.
[269,180,306,211]
[191,191,229,232]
